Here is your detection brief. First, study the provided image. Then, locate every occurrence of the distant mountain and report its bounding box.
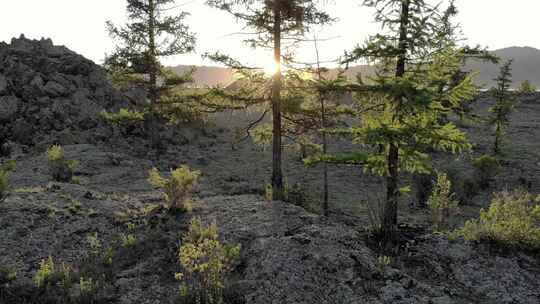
[170,47,540,89]
[169,65,235,87]
[466,46,540,88]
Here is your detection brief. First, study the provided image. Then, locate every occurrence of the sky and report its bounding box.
[1,0,539,68]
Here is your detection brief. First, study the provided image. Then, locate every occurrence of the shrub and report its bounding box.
[377,255,392,274]
[120,233,137,249]
[148,166,200,211]
[175,217,240,304]
[517,80,536,94]
[100,108,145,125]
[100,108,145,137]
[0,160,15,202]
[427,172,459,231]
[34,256,73,291]
[47,145,78,182]
[456,190,540,250]
[472,155,500,189]
[79,276,99,301]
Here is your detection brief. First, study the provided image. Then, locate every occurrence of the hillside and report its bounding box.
[466,46,540,88]
[2,37,540,304]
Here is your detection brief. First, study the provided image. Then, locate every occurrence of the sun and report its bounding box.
[263,60,281,76]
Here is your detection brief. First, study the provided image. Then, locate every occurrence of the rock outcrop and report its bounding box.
[0,35,128,146]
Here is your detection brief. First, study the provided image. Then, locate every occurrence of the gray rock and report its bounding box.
[0,74,7,94]
[0,95,19,121]
[11,118,33,144]
[43,81,67,97]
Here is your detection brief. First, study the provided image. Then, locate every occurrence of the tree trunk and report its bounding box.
[147,0,161,149]
[271,6,284,201]
[314,35,329,216]
[494,122,501,155]
[382,0,410,240]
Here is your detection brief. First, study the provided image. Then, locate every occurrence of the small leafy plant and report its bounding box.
[47,145,78,182]
[175,217,240,304]
[100,108,146,138]
[79,276,99,301]
[456,190,540,250]
[0,160,15,202]
[148,166,200,211]
[377,255,392,274]
[427,172,459,231]
[34,256,73,291]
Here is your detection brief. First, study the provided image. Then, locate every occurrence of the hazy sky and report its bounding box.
[1,0,539,68]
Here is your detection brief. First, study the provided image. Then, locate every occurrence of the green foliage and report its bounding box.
[332,0,484,237]
[148,166,201,211]
[100,108,145,126]
[456,190,540,250]
[175,217,240,304]
[377,255,392,274]
[0,160,15,202]
[489,60,515,155]
[34,256,73,291]
[47,145,78,182]
[517,80,536,94]
[264,183,273,202]
[427,172,459,231]
[120,233,137,249]
[79,276,99,301]
[472,155,500,189]
[252,124,273,149]
[86,233,115,267]
[105,0,196,92]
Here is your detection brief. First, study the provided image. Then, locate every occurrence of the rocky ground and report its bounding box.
[1,37,540,303]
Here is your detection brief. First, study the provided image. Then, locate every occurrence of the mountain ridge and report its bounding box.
[171,46,540,89]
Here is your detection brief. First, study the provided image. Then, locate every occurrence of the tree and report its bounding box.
[106,0,196,146]
[517,79,536,94]
[489,59,514,155]
[206,0,332,200]
[338,0,477,241]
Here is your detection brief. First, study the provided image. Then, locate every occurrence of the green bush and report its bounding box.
[148,166,200,211]
[100,108,146,137]
[0,160,15,202]
[456,190,540,250]
[175,217,240,304]
[47,145,78,182]
[473,155,500,189]
[427,172,459,231]
[34,256,73,291]
[100,108,145,125]
[517,80,537,94]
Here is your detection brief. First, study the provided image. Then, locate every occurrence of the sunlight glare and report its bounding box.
[263,60,280,76]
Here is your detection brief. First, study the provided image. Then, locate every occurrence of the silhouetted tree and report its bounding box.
[206,0,332,200]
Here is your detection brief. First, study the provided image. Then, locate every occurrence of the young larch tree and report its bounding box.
[489,59,514,155]
[106,0,196,146]
[206,0,332,200]
[340,0,477,241]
